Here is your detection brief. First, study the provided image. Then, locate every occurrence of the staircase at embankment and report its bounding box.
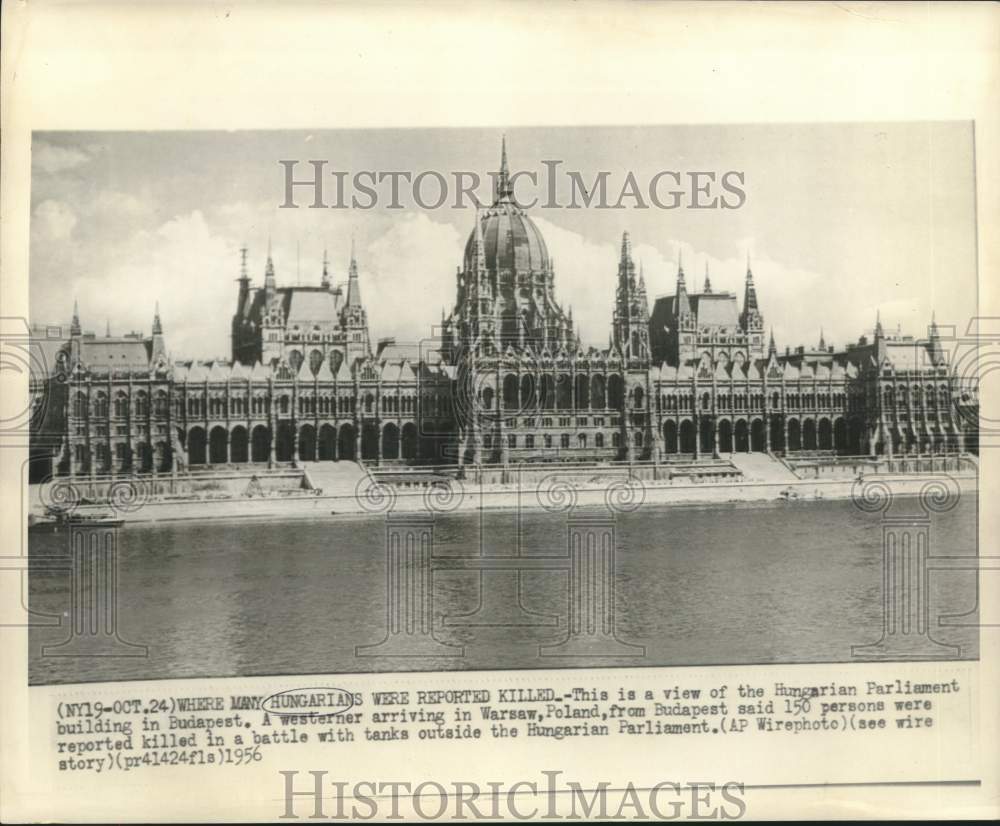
[726,452,800,482]
[299,461,370,497]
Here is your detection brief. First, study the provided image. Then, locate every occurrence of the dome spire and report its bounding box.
[496,134,513,203]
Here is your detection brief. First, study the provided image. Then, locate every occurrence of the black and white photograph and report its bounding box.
[25,123,981,683]
[2,2,997,822]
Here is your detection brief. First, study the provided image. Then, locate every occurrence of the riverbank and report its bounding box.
[29,470,978,526]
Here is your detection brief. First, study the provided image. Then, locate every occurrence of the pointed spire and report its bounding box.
[321,247,331,288]
[741,251,760,328]
[819,327,826,350]
[240,244,249,280]
[495,135,513,203]
[346,236,362,307]
[620,231,633,266]
[71,299,81,336]
[264,236,276,291]
[638,260,646,290]
[768,327,777,358]
[152,300,163,335]
[675,250,691,318]
[703,261,712,294]
[875,309,884,338]
[105,318,111,338]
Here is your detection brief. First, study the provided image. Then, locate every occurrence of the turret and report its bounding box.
[151,301,167,361]
[264,238,277,300]
[321,247,332,290]
[740,253,765,359]
[69,299,83,366]
[342,237,371,363]
[345,237,362,308]
[611,231,649,361]
[928,311,945,366]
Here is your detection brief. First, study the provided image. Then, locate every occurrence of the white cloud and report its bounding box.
[534,217,890,355]
[366,213,462,343]
[65,211,236,360]
[33,200,78,241]
[32,141,92,175]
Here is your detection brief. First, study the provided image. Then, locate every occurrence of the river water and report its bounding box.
[28,497,978,685]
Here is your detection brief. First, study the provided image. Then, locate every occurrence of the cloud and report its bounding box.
[32,141,93,175]
[534,217,884,355]
[33,200,78,241]
[52,211,236,361]
[366,213,462,343]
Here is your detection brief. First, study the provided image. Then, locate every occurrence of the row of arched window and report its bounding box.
[74,391,168,420]
[480,431,639,450]
[883,386,951,407]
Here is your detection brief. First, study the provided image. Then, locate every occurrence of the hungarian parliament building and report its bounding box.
[30,144,979,481]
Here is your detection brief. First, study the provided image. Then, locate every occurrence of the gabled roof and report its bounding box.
[250,361,271,381]
[208,360,231,381]
[313,358,335,381]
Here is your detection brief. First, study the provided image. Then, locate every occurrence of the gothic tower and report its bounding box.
[611,232,649,361]
[740,254,766,359]
[341,239,372,364]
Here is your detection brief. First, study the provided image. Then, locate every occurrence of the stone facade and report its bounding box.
[30,142,979,481]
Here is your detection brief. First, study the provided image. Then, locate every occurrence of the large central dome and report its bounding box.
[462,139,549,274]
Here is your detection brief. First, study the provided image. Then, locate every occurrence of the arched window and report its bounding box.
[309,349,324,376]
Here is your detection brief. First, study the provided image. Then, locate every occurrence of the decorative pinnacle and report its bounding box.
[703,261,712,294]
[496,135,513,202]
[153,300,163,335]
[620,231,632,265]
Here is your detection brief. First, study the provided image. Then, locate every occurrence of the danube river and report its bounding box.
[29,497,978,685]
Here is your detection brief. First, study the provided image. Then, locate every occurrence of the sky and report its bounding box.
[29,123,977,361]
